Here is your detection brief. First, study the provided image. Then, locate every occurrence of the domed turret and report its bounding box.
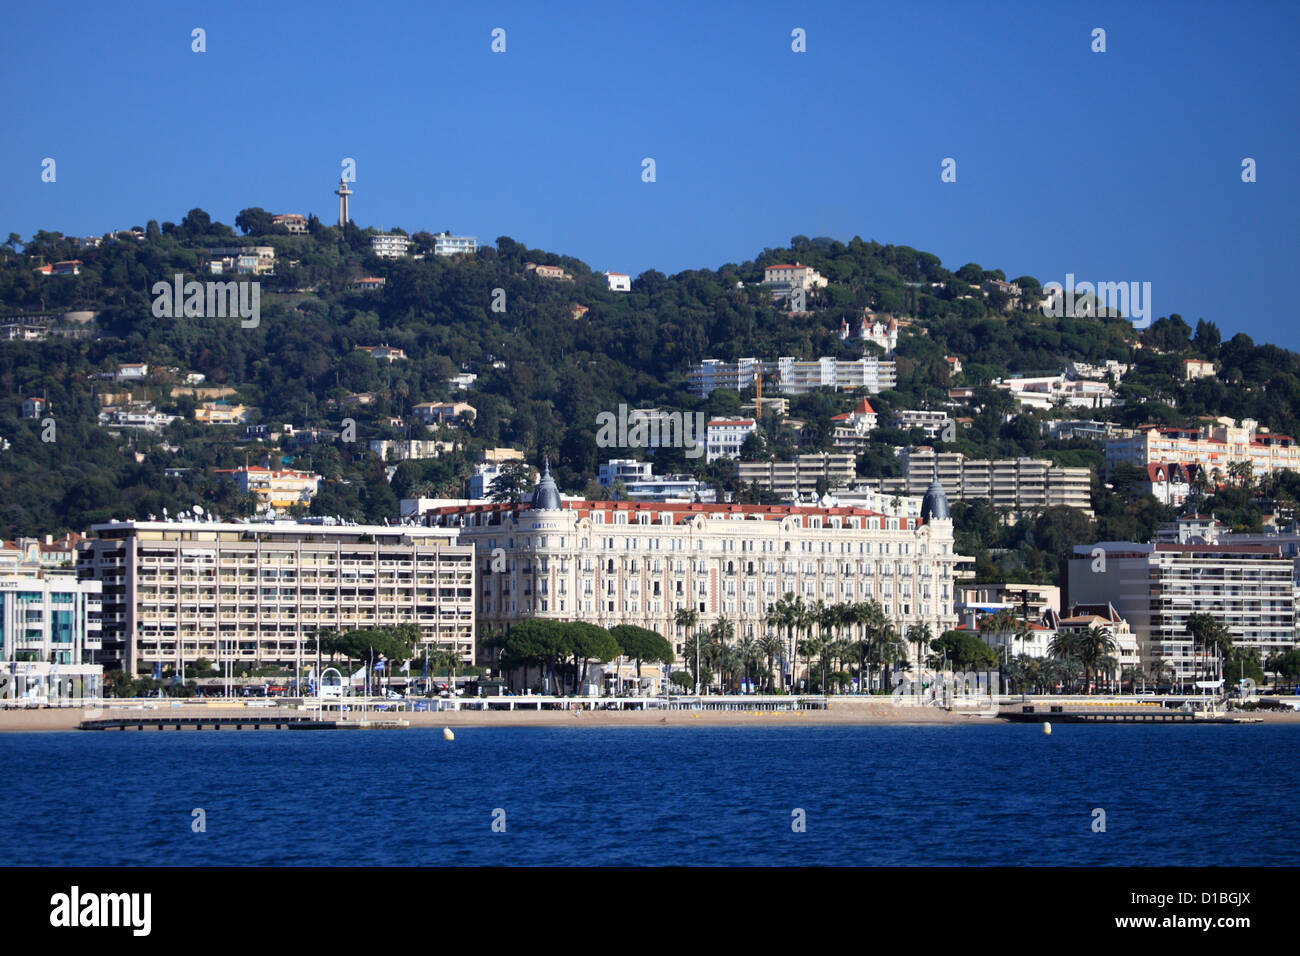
[920,466,950,524]
[532,458,562,511]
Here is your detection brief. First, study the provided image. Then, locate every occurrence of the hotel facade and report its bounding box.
[417,468,967,674]
[76,521,474,676]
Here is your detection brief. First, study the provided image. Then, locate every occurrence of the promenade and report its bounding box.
[3,693,1298,732]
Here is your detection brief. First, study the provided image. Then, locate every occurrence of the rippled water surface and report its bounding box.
[3,724,1296,865]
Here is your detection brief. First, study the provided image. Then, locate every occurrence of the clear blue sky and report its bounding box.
[3,0,1297,345]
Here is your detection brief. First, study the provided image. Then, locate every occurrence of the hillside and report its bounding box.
[2,209,1297,583]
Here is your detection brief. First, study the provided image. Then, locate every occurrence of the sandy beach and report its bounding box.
[3,702,1299,732]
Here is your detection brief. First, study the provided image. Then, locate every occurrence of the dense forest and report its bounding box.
[2,210,1297,584]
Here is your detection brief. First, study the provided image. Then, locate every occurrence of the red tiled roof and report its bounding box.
[424,498,904,526]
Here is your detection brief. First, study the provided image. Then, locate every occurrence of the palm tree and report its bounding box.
[907,622,934,690]
[764,595,800,691]
[980,608,1031,669]
[759,632,782,692]
[815,600,842,693]
[707,619,734,692]
[675,607,699,693]
[794,599,817,691]
[735,635,760,692]
[1185,612,1232,682]
[1227,460,1253,491]
[682,633,705,691]
[870,620,903,692]
[859,601,888,691]
[1076,625,1118,693]
[1121,665,1147,693]
[1150,658,1175,691]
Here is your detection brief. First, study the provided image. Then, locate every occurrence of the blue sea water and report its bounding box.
[2,724,1296,866]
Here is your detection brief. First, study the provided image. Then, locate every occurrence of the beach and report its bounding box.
[3,701,1299,732]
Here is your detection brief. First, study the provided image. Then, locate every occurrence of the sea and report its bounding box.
[3,724,1296,866]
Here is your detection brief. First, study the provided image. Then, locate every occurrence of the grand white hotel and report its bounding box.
[417,465,968,672]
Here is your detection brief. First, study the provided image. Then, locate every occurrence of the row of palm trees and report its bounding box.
[674,596,930,694]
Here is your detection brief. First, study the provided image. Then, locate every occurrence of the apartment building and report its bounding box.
[216,466,321,509]
[470,461,533,500]
[370,233,411,258]
[998,375,1118,410]
[416,466,965,678]
[597,459,713,502]
[0,568,103,700]
[1105,419,1300,480]
[1042,420,1122,442]
[688,356,897,397]
[76,521,475,676]
[1066,542,1294,681]
[433,233,477,256]
[890,410,951,439]
[735,453,857,496]
[705,418,759,462]
[858,450,1092,514]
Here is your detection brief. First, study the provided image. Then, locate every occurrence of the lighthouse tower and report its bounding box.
[335,177,353,227]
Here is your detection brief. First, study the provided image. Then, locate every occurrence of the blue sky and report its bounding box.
[3,0,1297,345]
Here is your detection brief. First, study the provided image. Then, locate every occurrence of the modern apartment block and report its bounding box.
[0,568,103,700]
[416,467,966,673]
[597,459,713,502]
[735,453,858,496]
[370,233,411,258]
[1105,419,1300,480]
[1065,542,1294,680]
[433,233,477,256]
[688,356,897,397]
[76,521,475,676]
[858,450,1093,515]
